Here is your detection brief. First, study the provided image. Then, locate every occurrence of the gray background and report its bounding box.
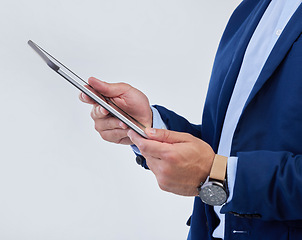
[0,0,241,239]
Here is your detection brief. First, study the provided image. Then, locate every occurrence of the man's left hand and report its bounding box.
[128,128,215,196]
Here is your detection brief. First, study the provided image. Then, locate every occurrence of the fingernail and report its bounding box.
[148,128,156,135]
[96,106,101,115]
[100,107,107,115]
[119,121,127,129]
[80,93,86,102]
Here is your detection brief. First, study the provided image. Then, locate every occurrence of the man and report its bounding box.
[80,0,302,239]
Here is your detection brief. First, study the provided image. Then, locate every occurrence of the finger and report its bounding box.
[145,128,191,144]
[91,105,109,120]
[79,92,95,104]
[94,117,128,132]
[126,132,162,173]
[88,77,131,98]
[127,130,170,158]
[100,129,131,144]
[127,129,146,147]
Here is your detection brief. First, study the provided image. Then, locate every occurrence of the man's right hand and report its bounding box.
[79,77,152,145]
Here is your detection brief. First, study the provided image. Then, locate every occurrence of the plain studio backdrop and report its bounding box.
[0,0,241,239]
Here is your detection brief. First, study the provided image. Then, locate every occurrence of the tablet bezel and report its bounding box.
[28,40,148,139]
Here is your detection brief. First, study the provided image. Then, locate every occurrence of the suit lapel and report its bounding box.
[213,0,271,148]
[243,3,302,112]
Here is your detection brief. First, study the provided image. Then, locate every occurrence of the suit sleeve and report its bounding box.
[222,150,302,221]
[153,105,202,138]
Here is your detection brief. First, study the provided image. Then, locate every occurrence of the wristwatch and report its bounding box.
[198,154,228,206]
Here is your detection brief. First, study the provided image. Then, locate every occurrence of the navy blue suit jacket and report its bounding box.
[138,0,302,239]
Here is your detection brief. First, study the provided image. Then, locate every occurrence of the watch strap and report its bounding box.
[209,154,228,181]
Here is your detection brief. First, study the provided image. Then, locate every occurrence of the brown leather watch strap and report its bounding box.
[209,154,228,181]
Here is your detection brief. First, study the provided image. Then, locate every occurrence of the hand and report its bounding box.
[127,128,215,196]
[79,77,152,145]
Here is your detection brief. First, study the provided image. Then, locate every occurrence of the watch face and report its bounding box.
[199,181,228,206]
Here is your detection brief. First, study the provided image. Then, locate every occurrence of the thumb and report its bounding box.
[145,128,190,144]
[88,77,131,98]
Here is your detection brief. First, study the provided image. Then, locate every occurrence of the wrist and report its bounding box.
[202,148,216,182]
[198,154,229,206]
[208,151,216,174]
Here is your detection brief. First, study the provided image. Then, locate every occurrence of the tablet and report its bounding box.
[28,40,148,138]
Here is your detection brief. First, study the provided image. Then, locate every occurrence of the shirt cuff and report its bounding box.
[151,105,167,130]
[131,106,167,155]
[226,156,238,203]
[131,144,141,155]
